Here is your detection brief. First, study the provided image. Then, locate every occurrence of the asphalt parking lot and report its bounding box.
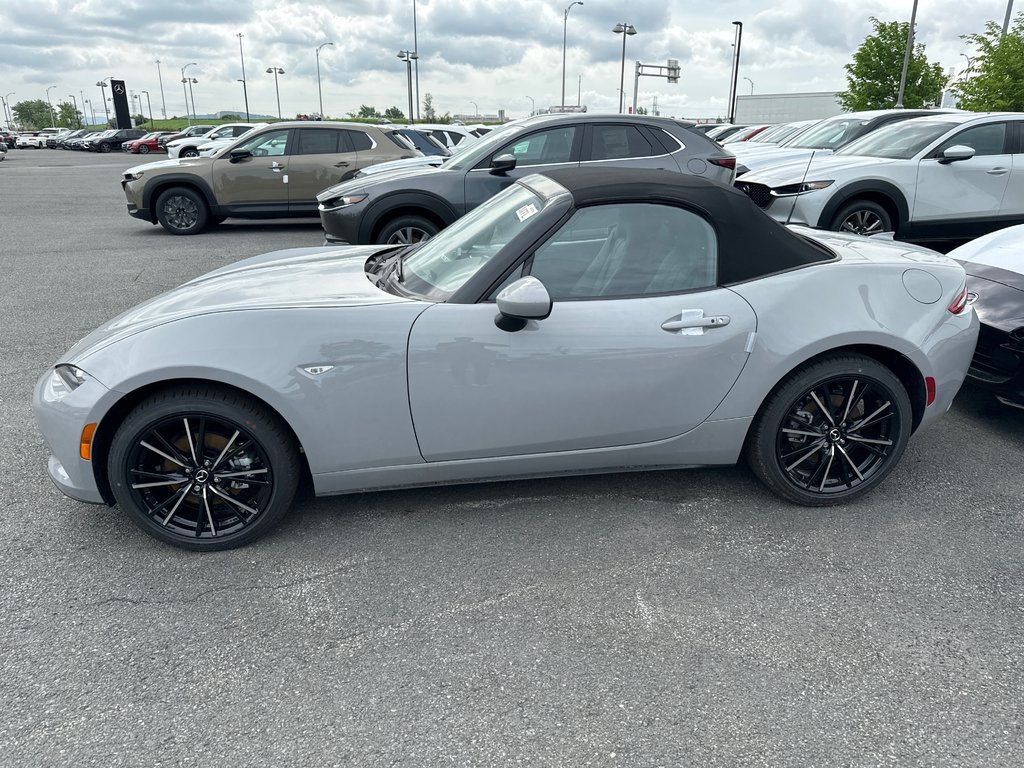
[2,148,1023,767]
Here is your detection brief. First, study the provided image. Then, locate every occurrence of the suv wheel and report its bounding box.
[830,200,893,236]
[155,186,209,235]
[377,215,439,245]
[99,142,112,153]
[180,147,200,158]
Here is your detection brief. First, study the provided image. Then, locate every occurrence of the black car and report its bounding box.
[158,125,216,149]
[52,129,89,148]
[84,128,147,153]
[316,113,737,245]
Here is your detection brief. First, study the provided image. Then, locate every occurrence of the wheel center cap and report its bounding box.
[828,428,842,442]
[194,468,210,484]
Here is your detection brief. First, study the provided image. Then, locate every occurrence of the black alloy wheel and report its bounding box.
[747,354,912,505]
[830,200,893,236]
[378,215,439,245]
[99,142,112,153]
[108,387,300,550]
[155,186,209,235]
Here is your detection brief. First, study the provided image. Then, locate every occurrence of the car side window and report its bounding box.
[524,203,718,300]
[232,126,252,137]
[935,123,1008,157]
[344,130,374,151]
[587,124,655,160]
[297,129,340,155]
[497,126,577,167]
[236,129,290,157]
[211,127,235,139]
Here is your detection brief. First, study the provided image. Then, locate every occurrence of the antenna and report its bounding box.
[784,150,816,228]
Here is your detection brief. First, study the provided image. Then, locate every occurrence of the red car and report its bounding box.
[123,132,173,154]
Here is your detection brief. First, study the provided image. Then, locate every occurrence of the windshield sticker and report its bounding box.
[515,202,539,222]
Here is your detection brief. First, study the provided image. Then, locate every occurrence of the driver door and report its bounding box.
[211,128,292,212]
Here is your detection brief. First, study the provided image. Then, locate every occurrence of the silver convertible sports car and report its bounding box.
[34,168,979,550]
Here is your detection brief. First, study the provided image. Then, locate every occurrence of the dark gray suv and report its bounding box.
[317,113,737,245]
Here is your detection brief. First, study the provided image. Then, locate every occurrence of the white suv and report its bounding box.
[167,123,266,159]
[735,112,1024,241]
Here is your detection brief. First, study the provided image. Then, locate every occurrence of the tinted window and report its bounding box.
[499,126,577,166]
[935,123,1008,157]
[588,124,655,160]
[527,203,717,299]
[232,125,253,137]
[297,129,340,155]
[344,130,374,151]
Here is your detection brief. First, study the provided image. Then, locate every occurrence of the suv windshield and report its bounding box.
[780,117,871,150]
[398,184,546,300]
[837,120,958,159]
[445,123,527,171]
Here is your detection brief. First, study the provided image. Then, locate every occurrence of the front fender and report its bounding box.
[142,173,217,214]
[816,180,910,232]
[360,191,460,244]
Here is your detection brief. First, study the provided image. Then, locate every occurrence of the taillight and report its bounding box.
[709,156,736,170]
[947,283,969,315]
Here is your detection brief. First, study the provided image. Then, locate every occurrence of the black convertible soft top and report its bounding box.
[538,166,834,284]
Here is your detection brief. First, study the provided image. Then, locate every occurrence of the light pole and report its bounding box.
[45,85,57,127]
[613,22,637,114]
[68,94,80,127]
[266,67,285,119]
[142,90,154,127]
[155,59,167,119]
[743,76,754,95]
[398,51,418,124]
[729,21,743,123]
[470,100,479,118]
[562,2,583,109]
[84,99,94,127]
[236,34,250,121]
[526,95,535,116]
[316,41,335,119]
[1,93,12,129]
[96,77,111,124]
[413,0,421,119]
[180,63,197,123]
[79,90,87,126]
[1003,0,1015,35]
[895,0,918,108]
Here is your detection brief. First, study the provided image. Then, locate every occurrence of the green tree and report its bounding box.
[383,106,405,121]
[635,106,648,115]
[422,93,436,121]
[838,17,947,110]
[13,99,55,129]
[56,102,79,127]
[352,104,380,119]
[952,13,1024,110]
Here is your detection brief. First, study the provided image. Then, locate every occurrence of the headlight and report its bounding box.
[772,180,834,196]
[124,171,144,181]
[49,364,89,399]
[320,192,368,209]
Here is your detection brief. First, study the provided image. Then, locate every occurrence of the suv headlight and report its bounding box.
[124,170,145,181]
[772,180,834,196]
[319,192,368,210]
[48,364,89,399]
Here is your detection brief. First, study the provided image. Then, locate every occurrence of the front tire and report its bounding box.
[830,199,893,236]
[99,142,112,153]
[746,354,912,505]
[155,186,209,235]
[181,147,200,158]
[376,215,439,245]
[107,386,301,551]
[139,144,150,154]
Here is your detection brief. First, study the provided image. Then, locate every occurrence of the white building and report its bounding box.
[734,92,843,123]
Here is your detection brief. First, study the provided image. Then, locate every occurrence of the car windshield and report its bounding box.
[444,122,528,170]
[397,184,546,300]
[837,120,959,159]
[780,117,871,149]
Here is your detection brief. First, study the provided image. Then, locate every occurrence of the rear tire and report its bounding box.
[830,199,893,236]
[376,215,439,245]
[107,386,301,551]
[746,354,912,505]
[155,186,209,235]
[139,144,150,154]
[99,142,112,153]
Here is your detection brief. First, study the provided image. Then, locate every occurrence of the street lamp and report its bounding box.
[180,63,197,123]
[84,99,95,127]
[96,77,111,124]
[236,34,250,121]
[316,41,335,119]
[397,51,418,124]
[155,59,167,119]
[68,94,80,127]
[895,0,918,108]
[45,85,57,127]
[142,90,154,127]
[562,2,583,110]
[266,67,285,119]
[729,21,743,123]
[470,100,479,118]
[526,95,535,116]
[743,76,754,95]
[612,22,637,114]
[1,92,13,129]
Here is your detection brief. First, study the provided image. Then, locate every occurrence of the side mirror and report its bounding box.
[494,276,552,332]
[229,148,252,163]
[490,153,517,174]
[938,145,975,164]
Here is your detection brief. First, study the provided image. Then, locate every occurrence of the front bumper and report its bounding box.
[32,368,112,505]
[966,323,1024,407]
[318,204,361,245]
[122,179,151,221]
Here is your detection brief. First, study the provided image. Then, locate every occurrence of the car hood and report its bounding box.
[317,165,451,202]
[64,245,409,364]
[125,157,212,175]
[738,154,900,187]
[359,155,447,176]
[733,147,837,174]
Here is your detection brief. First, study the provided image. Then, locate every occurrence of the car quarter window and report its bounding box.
[587,124,655,160]
[343,130,374,151]
[935,123,1008,156]
[232,126,253,137]
[497,126,577,167]
[297,129,343,155]
[523,203,718,300]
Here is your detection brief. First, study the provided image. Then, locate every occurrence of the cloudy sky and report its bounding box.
[0,0,1015,122]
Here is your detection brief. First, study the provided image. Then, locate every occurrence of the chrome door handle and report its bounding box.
[270,161,283,171]
[986,167,1009,175]
[661,313,731,333]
